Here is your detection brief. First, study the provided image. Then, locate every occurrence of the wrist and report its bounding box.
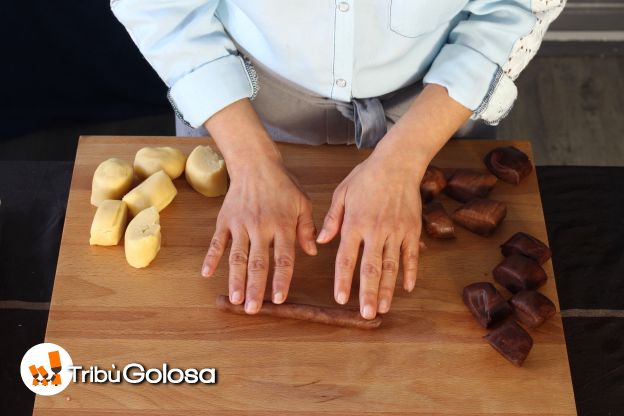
[372,131,436,178]
[219,132,283,173]
[219,138,286,184]
[372,83,471,176]
[203,98,285,179]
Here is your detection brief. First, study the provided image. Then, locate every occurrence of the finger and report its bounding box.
[334,230,361,306]
[228,230,249,305]
[317,188,346,244]
[377,238,400,314]
[297,202,318,256]
[401,234,420,292]
[272,231,296,304]
[245,233,271,314]
[202,225,230,277]
[359,238,384,320]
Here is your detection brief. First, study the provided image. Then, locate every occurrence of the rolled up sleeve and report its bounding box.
[111,0,257,127]
[424,0,566,125]
[167,54,256,127]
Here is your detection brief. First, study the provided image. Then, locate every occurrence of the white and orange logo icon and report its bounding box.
[21,343,73,395]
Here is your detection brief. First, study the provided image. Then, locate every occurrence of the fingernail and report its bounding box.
[201,265,210,277]
[407,280,416,292]
[362,304,376,320]
[308,241,318,255]
[245,300,259,314]
[230,291,243,304]
[336,292,347,305]
[273,291,285,304]
[316,229,327,243]
[378,299,390,314]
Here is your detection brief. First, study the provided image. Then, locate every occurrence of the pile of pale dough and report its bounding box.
[89,145,227,268]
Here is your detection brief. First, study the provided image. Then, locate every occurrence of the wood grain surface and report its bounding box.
[34,136,576,415]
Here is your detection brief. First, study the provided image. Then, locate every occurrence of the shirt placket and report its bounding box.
[331,0,354,102]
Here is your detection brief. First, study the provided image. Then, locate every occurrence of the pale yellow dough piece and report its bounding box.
[122,170,177,216]
[185,145,228,197]
[91,158,134,206]
[89,200,128,246]
[124,206,161,268]
[134,146,186,179]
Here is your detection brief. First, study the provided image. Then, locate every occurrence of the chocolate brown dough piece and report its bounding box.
[484,146,533,185]
[215,295,382,329]
[511,290,556,328]
[452,198,507,236]
[420,165,447,203]
[493,254,548,293]
[462,282,512,328]
[445,169,498,202]
[422,202,455,239]
[501,232,552,265]
[485,319,533,366]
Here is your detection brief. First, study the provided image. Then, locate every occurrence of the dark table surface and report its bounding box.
[1,162,623,416]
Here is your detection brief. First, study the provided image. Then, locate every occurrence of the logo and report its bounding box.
[69,364,217,384]
[21,343,217,394]
[20,343,73,396]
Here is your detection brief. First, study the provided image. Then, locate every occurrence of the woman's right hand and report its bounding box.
[200,99,317,314]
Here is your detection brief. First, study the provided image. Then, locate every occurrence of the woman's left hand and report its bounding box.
[316,142,427,320]
[316,84,472,320]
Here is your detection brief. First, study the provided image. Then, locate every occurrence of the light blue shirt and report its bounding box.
[111,0,565,128]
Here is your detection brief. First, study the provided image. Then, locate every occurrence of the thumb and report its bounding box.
[297,203,318,256]
[316,190,345,244]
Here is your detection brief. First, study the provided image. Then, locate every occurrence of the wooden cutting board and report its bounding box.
[34,136,576,415]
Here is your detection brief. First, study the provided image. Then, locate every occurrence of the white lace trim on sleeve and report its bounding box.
[476,0,566,124]
[503,0,567,80]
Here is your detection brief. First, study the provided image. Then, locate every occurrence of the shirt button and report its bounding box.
[337,2,350,12]
[335,78,347,88]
